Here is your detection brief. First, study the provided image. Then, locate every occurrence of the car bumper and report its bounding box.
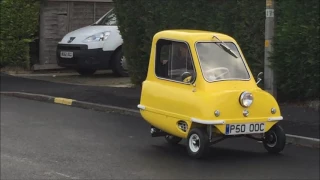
[190,116,283,135]
[56,44,113,69]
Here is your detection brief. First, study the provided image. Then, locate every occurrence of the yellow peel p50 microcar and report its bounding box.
[137,30,286,159]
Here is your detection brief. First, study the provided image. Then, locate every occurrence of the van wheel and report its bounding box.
[165,134,182,145]
[187,128,209,159]
[111,49,129,77]
[76,68,96,76]
[263,124,286,154]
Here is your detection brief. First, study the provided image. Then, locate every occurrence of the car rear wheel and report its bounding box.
[111,48,129,77]
[187,127,209,159]
[263,124,286,154]
[76,68,96,76]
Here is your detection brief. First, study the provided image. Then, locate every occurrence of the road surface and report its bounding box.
[1,95,319,179]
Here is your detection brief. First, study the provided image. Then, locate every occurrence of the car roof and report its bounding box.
[153,29,236,43]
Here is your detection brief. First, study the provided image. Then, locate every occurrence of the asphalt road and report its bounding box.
[1,95,319,180]
[1,73,319,138]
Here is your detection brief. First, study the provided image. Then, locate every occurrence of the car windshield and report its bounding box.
[195,42,250,82]
[93,9,117,26]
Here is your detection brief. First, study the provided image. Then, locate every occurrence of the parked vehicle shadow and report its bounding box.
[144,139,286,163]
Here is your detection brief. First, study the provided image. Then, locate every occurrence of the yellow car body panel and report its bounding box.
[138,30,283,139]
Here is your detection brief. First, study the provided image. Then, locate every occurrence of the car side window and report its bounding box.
[155,39,195,83]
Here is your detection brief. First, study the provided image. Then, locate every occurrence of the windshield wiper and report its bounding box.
[212,35,238,58]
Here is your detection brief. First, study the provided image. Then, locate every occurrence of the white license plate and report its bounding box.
[60,51,73,58]
[225,122,265,135]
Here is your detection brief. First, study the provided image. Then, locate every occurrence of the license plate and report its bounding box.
[60,51,73,58]
[225,122,265,135]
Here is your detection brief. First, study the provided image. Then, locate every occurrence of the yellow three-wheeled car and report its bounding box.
[138,30,286,158]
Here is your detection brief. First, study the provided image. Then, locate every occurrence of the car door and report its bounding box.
[148,39,198,134]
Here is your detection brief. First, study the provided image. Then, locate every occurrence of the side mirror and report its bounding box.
[256,72,263,85]
[181,72,194,84]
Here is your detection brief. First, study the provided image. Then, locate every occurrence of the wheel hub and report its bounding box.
[120,56,128,70]
[265,131,277,147]
[189,134,200,152]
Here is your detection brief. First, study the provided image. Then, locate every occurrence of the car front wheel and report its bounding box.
[187,127,209,159]
[263,124,286,154]
[111,48,129,77]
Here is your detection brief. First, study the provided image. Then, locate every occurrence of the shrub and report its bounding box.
[270,0,319,101]
[0,0,40,69]
[113,0,320,102]
[114,0,265,85]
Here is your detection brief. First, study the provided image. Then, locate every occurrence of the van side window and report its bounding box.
[155,39,195,82]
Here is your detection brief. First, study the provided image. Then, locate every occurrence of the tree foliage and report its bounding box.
[114,0,319,102]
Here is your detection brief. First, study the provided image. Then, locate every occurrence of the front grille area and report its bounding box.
[57,44,88,51]
[57,44,88,66]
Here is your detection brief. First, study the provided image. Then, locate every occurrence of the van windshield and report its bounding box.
[195,42,250,82]
[93,9,117,26]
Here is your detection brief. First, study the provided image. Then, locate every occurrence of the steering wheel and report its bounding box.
[205,67,229,80]
[181,71,194,83]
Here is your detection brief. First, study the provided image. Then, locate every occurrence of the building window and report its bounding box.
[155,39,195,83]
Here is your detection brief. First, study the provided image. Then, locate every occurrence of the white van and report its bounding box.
[56,8,128,77]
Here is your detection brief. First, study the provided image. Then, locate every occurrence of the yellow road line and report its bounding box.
[54,97,74,106]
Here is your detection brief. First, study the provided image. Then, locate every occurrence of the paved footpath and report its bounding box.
[1,73,319,139]
[1,95,319,179]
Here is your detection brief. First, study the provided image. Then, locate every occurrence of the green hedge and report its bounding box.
[270,0,319,101]
[114,0,265,85]
[114,0,319,102]
[0,0,40,69]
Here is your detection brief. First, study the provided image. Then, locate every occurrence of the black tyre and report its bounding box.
[165,134,182,145]
[263,124,286,154]
[111,48,129,77]
[76,68,96,76]
[187,127,209,159]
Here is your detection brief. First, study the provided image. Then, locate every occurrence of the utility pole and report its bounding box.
[264,0,276,98]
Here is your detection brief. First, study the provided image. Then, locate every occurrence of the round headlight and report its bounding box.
[239,91,253,107]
